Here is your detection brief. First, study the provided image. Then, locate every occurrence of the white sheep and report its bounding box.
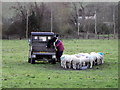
[90,52,104,65]
[61,52,104,70]
[82,55,95,68]
[74,53,85,60]
[74,53,87,66]
[97,52,104,64]
[60,55,76,69]
[71,56,82,70]
[75,53,94,68]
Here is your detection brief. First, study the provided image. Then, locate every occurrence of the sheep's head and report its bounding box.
[61,56,65,60]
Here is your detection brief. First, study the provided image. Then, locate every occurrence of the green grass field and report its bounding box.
[2,39,118,88]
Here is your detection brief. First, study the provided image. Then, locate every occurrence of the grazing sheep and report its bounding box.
[82,55,95,69]
[87,55,96,68]
[90,52,104,65]
[60,55,76,69]
[97,52,104,64]
[74,53,85,58]
[71,56,82,70]
[61,52,104,70]
[74,53,94,68]
[74,53,88,66]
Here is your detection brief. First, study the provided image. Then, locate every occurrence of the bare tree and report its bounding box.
[9,2,50,38]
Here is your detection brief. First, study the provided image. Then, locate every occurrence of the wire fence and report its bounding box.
[2,33,118,40]
[61,33,118,40]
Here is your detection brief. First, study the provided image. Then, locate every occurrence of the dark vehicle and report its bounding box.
[28,32,56,64]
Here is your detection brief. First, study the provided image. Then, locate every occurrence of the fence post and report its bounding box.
[83,33,84,39]
[98,33,99,39]
[88,34,89,39]
[108,32,109,40]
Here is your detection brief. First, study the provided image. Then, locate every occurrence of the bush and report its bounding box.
[97,23,109,34]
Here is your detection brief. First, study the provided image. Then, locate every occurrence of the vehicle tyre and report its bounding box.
[48,60,52,63]
[31,58,35,64]
[51,59,56,64]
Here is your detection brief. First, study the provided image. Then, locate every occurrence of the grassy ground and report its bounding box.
[2,39,118,88]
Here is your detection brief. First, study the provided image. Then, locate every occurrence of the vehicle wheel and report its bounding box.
[51,59,56,64]
[48,60,52,63]
[28,58,31,63]
[31,58,35,64]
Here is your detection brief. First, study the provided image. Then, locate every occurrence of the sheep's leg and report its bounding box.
[71,60,73,68]
[64,62,67,69]
[98,59,101,65]
[62,61,65,68]
[79,63,82,69]
[90,61,93,68]
[78,64,80,69]
[63,61,66,69]
[99,59,102,65]
[78,62,82,69]
[72,63,76,70]
[93,61,95,66]
[87,62,90,68]
[83,62,85,66]
[61,61,64,68]
[68,63,71,69]
[102,59,104,64]
[76,63,79,70]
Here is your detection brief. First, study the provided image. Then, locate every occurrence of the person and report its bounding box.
[47,34,64,62]
[55,36,64,62]
[47,34,58,48]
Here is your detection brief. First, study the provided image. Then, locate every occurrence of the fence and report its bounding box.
[61,33,118,40]
[2,33,118,40]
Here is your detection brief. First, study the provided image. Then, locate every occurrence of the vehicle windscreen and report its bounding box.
[31,35,55,52]
[32,36,52,42]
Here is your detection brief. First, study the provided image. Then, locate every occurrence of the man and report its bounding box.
[47,34,64,62]
[47,34,58,48]
[55,37,64,62]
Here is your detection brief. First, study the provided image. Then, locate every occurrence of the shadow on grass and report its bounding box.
[8,59,118,71]
[37,61,117,71]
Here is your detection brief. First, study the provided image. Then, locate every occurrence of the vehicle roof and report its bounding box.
[31,32,55,36]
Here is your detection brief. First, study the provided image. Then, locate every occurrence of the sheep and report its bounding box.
[74,53,94,67]
[72,56,93,69]
[71,56,82,70]
[92,52,104,65]
[97,52,104,64]
[74,53,88,66]
[90,52,104,65]
[60,54,84,69]
[82,55,95,69]
[77,53,97,68]
[74,53,85,58]
[60,52,104,70]
[60,55,76,69]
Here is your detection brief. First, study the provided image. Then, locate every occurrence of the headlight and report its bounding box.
[28,39,31,44]
[30,46,32,50]
[32,55,36,58]
[52,55,56,59]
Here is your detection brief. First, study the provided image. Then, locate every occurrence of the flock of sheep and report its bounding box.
[60,52,104,70]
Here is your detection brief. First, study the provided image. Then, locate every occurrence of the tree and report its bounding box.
[9,2,51,38]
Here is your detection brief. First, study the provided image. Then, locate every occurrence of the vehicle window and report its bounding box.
[39,36,47,41]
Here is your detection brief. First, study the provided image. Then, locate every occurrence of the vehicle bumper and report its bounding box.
[33,52,55,55]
